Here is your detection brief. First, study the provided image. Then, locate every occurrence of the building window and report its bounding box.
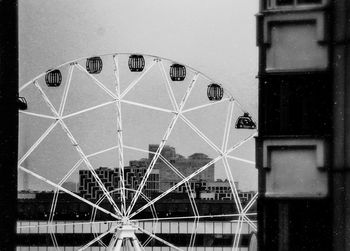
[259,73,331,136]
[297,0,322,3]
[264,0,323,10]
[276,0,293,5]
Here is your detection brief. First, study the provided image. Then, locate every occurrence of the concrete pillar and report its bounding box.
[331,0,350,249]
[0,1,18,250]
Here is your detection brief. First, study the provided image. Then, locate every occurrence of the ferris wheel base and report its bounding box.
[107,223,143,251]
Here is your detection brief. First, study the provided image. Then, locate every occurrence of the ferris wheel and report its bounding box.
[18,53,258,251]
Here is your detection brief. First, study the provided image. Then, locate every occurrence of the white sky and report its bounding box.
[18,0,259,191]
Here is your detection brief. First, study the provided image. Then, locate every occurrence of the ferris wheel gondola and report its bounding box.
[207,83,224,101]
[128,54,145,72]
[45,69,62,87]
[170,63,186,81]
[86,56,103,74]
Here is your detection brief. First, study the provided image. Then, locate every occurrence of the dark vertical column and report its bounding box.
[332,0,350,250]
[0,1,18,250]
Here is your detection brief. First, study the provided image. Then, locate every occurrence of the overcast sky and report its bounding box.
[18,0,259,191]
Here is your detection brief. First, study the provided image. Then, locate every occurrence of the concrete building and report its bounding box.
[79,167,114,201]
[203,180,236,201]
[17,191,36,200]
[151,144,215,192]
[78,145,256,202]
[257,0,350,250]
[79,162,160,201]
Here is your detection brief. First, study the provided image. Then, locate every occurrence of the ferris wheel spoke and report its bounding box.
[233,216,244,251]
[23,83,123,216]
[75,63,118,100]
[226,132,258,156]
[123,143,200,213]
[184,181,200,216]
[33,80,60,117]
[18,165,120,219]
[58,159,83,187]
[143,235,154,247]
[243,215,257,232]
[113,54,127,215]
[179,113,222,154]
[222,157,243,213]
[49,160,82,226]
[19,79,37,93]
[243,192,258,214]
[125,112,180,216]
[156,152,199,216]
[226,155,255,165]
[126,73,199,216]
[120,99,174,114]
[49,188,60,233]
[136,226,184,251]
[221,99,235,152]
[20,53,259,249]
[19,110,57,120]
[62,100,117,119]
[120,60,157,99]
[182,97,230,114]
[129,131,256,219]
[189,217,199,251]
[159,60,179,111]
[156,154,199,216]
[18,120,58,166]
[58,64,74,116]
[78,224,119,251]
[129,155,222,219]
[58,120,123,217]
[86,145,120,158]
[36,82,121,217]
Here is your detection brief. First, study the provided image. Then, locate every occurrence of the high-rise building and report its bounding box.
[79,161,160,201]
[78,145,255,203]
[257,0,350,250]
[79,167,114,201]
[150,145,215,192]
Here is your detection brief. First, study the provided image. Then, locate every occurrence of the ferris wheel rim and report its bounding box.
[19,52,256,121]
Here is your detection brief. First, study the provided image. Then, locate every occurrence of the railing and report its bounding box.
[17,220,255,235]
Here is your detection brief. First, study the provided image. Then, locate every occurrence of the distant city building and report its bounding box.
[238,190,255,203]
[78,144,254,202]
[79,167,114,201]
[79,162,159,201]
[151,144,215,192]
[149,144,177,163]
[174,179,250,201]
[114,161,160,199]
[17,190,36,200]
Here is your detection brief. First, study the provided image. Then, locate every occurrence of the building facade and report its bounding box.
[79,164,160,201]
[151,144,215,192]
[257,0,350,250]
[78,145,254,203]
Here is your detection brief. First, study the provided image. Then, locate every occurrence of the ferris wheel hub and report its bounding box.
[121,216,130,225]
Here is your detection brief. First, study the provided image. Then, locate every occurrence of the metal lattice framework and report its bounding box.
[18,53,258,251]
